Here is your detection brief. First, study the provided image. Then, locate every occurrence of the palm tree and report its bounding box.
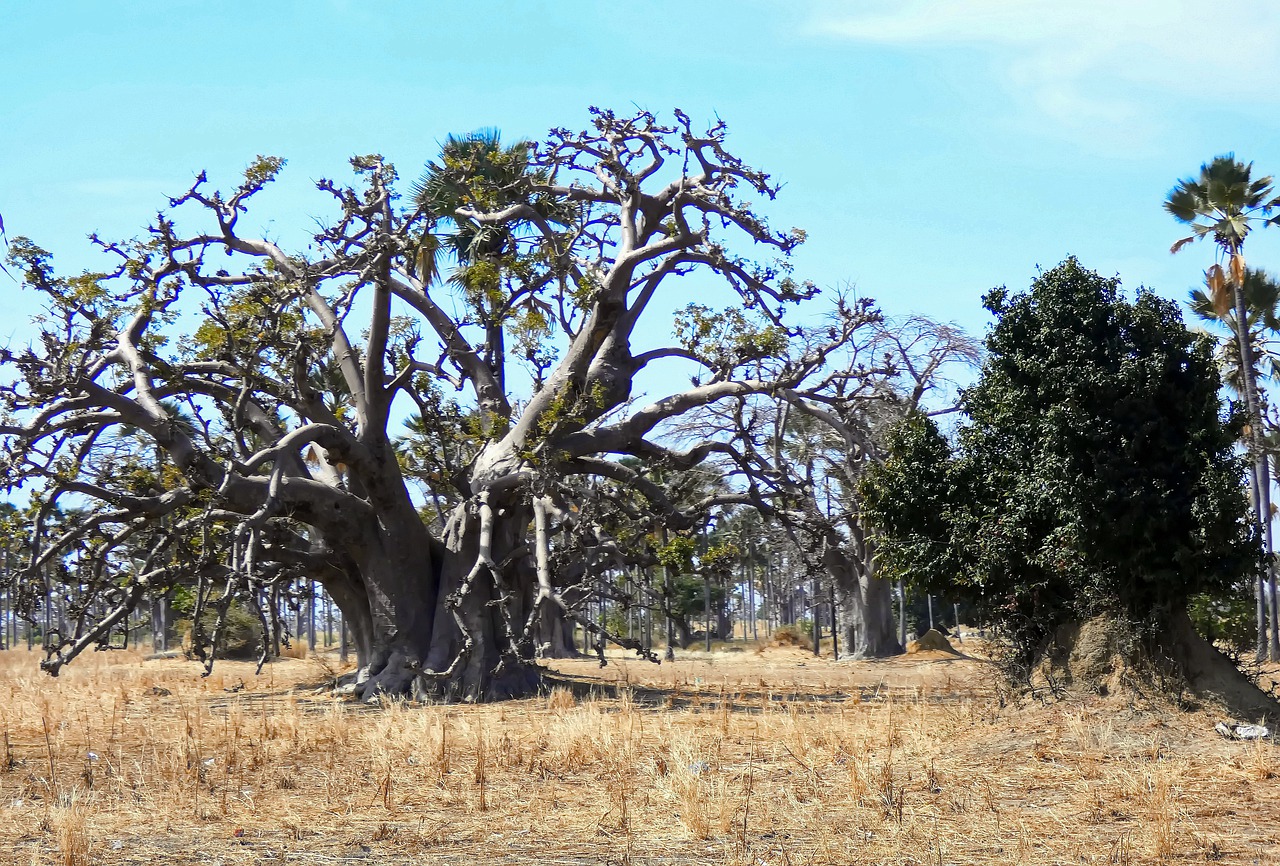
[1187,268,1280,397]
[1189,268,1280,657]
[411,131,574,394]
[1169,156,1280,659]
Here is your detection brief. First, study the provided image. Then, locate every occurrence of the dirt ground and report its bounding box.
[1,641,1279,865]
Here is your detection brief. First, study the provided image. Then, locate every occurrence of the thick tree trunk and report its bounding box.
[529,504,582,660]
[411,498,541,701]
[327,556,432,700]
[826,544,903,659]
[534,584,581,659]
[716,587,732,642]
[670,615,697,649]
[314,488,542,703]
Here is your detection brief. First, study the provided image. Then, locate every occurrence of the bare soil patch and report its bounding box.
[1032,615,1280,723]
[1,645,1278,864]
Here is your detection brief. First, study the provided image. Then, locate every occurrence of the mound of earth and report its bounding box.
[1032,612,1280,722]
[907,629,956,654]
[769,626,810,648]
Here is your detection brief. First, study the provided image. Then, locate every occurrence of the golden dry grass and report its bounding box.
[0,645,1277,864]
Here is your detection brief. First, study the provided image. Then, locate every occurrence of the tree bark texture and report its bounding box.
[826,543,903,660]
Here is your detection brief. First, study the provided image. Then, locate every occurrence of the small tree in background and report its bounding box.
[864,258,1257,672]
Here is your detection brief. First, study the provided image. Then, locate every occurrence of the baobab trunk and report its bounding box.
[826,547,903,659]
[530,495,580,660]
[318,488,542,702]
[413,495,541,701]
[535,587,581,659]
[670,615,697,649]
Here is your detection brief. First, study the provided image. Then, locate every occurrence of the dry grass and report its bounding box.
[0,646,1278,864]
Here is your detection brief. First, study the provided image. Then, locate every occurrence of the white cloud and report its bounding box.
[809,0,1280,143]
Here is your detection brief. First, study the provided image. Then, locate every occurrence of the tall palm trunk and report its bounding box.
[1230,258,1277,660]
[1269,460,1280,660]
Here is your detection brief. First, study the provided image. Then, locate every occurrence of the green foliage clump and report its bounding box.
[656,535,698,574]
[862,257,1257,661]
[1187,589,1256,658]
[673,304,789,375]
[655,534,729,620]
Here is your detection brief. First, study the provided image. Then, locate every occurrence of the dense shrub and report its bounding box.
[863,258,1257,663]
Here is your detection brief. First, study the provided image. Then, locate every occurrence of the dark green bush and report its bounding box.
[863,258,1257,663]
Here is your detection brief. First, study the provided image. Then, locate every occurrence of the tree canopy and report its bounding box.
[862,258,1257,659]
[0,107,886,700]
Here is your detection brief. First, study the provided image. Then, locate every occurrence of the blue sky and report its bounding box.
[4,0,1280,347]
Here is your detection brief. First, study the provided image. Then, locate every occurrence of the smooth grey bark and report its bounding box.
[530,496,580,660]
[294,476,541,703]
[533,586,580,660]
[826,538,903,660]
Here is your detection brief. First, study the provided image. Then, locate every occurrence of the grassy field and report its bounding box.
[0,642,1278,865]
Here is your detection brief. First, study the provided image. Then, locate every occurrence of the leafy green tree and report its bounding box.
[655,532,733,647]
[863,258,1256,663]
[1167,155,1280,659]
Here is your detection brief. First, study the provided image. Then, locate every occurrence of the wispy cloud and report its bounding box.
[809,1,1280,144]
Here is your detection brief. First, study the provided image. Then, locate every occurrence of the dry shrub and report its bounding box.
[1144,767,1178,861]
[770,624,807,647]
[652,732,732,839]
[545,685,577,712]
[51,794,90,866]
[1246,735,1279,780]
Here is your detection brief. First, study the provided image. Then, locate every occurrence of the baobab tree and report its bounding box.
[0,108,874,701]
[682,305,979,658]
